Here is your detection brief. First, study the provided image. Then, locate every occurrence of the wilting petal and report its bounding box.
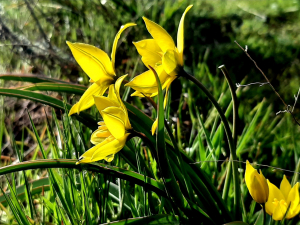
[66,42,115,80]
[76,82,110,114]
[111,23,136,70]
[133,39,163,68]
[266,180,286,215]
[162,49,179,76]
[125,66,169,94]
[91,133,130,162]
[280,175,292,200]
[177,5,193,65]
[102,107,126,139]
[143,17,175,53]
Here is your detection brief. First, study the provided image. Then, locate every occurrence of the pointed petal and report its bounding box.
[143,17,175,53]
[125,66,169,94]
[76,137,111,164]
[280,175,292,200]
[177,5,193,65]
[162,49,179,76]
[102,107,126,139]
[133,39,163,68]
[111,23,136,70]
[245,160,256,188]
[66,42,115,81]
[131,91,148,97]
[94,95,119,113]
[266,180,286,215]
[77,82,110,114]
[287,183,300,214]
[69,102,79,116]
[151,118,158,135]
[91,133,130,162]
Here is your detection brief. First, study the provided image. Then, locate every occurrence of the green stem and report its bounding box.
[218,65,238,145]
[262,204,266,225]
[182,70,240,219]
[222,158,232,202]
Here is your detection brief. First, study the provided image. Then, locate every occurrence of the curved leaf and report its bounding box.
[19,83,86,95]
[100,214,179,225]
[0,159,166,197]
[0,88,97,130]
[0,73,69,83]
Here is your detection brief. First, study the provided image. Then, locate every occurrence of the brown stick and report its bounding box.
[235,40,300,126]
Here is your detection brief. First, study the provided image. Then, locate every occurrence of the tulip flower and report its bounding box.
[125,6,192,134]
[245,160,269,204]
[266,176,300,220]
[76,75,132,164]
[67,23,136,116]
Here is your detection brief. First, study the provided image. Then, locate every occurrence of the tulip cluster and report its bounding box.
[245,161,300,221]
[66,6,193,163]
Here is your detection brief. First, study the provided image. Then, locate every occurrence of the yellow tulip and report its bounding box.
[245,160,269,204]
[125,5,193,134]
[76,75,132,164]
[67,23,136,115]
[266,176,300,220]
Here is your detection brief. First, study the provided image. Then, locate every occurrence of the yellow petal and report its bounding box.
[143,17,175,53]
[133,39,163,68]
[77,82,110,114]
[151,118,158,135]
[115,75,128,104]
[69,102,79,116]
[66,42,115,81]
[286,182,300,219]
[177,5,193,65]
[90,127,111,145]
[245,160,256,189]
[102,107,126,139]
[162,49,179,76]
[94,95,119,113]
[280,175,292,200]
[258,170,269,202]
[111,23,136,70]
[125,66,169,94]
[245,161,269,204]
[91,133,130,162]
[266,180,286,216]
[131,91,148,97]
[272,200,287,221]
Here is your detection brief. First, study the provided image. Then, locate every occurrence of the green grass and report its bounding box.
[1,0,300,224]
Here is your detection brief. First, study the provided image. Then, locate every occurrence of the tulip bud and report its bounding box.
[245,160,269,204]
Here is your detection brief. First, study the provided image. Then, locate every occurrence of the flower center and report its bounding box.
[272,198,288,207]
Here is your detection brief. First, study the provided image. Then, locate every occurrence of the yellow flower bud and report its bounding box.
[245,160,269,204]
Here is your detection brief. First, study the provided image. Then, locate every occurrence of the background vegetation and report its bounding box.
[1,0,300,224]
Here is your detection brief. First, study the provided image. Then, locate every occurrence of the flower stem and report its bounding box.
[181,70,240,219]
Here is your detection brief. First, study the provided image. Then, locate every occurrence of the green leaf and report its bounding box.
[0,88,97,130]
[225,222,249,225]
[0,73,70,83]
[0,159,166,198]
[19,82,86,95]
[99,214,179,224]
